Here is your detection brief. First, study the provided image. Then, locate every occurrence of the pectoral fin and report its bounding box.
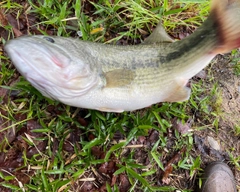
[164,79,191,102]
[104,69,136,88]
[144,22,174,44]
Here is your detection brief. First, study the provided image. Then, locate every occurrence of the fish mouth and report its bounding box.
[4,39,61,98]
[7,37,70,67]
[6,42,48,78]
[5,37,99,99]
[5,37,72,74]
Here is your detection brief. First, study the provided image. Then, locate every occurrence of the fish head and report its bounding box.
[4,36,99,100]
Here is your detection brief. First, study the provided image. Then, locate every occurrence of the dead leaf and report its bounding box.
[119,174,130,192]
[172,118,192,134]
[0,9,8,26]
[162,147,186,183]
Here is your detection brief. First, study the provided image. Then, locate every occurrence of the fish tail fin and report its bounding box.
[211,0,240,53]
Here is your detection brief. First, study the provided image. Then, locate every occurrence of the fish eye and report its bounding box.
[43,37,55,43]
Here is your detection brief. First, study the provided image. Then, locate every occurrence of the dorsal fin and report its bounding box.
[144,22,174,44]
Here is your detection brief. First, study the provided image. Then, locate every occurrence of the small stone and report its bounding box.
[195,70,207,79]
[207,136,221,151]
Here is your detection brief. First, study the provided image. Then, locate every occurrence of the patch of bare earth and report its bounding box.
[193,54,240,190]
[212,54,239,186]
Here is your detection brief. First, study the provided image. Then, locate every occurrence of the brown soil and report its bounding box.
[191,54,240,190]
[209,54,240,185]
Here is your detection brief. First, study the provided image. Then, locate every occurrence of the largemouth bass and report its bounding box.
[4,0,240,112]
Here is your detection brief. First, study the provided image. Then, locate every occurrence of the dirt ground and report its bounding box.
[201,54,240,187]
[190,53,240,190]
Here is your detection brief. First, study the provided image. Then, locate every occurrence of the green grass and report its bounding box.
[230,49,240,76]
[3,0,210,41]
[0,0,239,191]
